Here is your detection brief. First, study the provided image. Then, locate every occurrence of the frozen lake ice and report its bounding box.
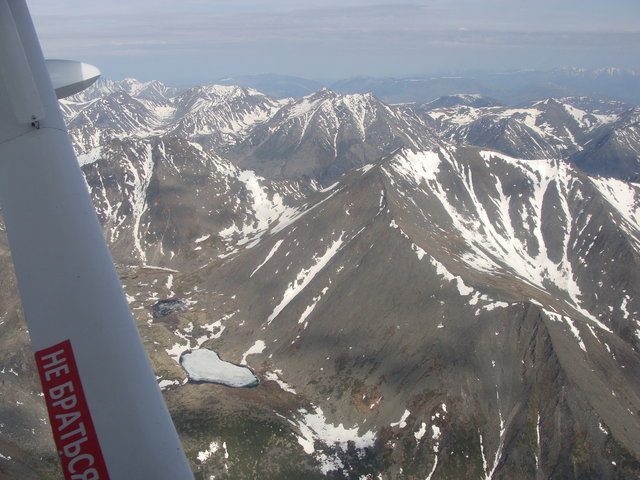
[180,349,259,388]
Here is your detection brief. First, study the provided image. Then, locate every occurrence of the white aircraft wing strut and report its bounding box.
[0,1,194,478]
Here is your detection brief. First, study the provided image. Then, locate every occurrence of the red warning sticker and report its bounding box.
[35,340,110,480]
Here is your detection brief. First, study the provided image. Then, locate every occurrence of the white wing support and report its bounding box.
[46,59,101,99]
[0,1,194,479]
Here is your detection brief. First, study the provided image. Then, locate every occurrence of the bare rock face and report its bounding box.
[0,79,639,479]
[571,108,640,181]
[228,88,441,185]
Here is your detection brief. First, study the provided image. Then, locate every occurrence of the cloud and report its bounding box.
[27,0,640,82]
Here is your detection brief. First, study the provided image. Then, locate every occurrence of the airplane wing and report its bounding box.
[46,59,101,99]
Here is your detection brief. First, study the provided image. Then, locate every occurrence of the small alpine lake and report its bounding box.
[180,348,259,388]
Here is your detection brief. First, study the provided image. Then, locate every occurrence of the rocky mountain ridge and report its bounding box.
[64,78,640,182]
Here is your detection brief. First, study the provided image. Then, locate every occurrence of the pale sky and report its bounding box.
[28,0,640,86]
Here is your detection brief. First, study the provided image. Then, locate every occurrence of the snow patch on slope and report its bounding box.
[385,148,616,332]
[219,170,297,249]
[240,340,266,365]
[266,235,344,325]
[590,176,640,251]
[296,407,376,474]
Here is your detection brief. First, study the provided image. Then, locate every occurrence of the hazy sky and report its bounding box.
[29,0,640,86]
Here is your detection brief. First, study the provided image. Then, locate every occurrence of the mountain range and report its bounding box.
[0,77,639,479]
[65,77,640,182]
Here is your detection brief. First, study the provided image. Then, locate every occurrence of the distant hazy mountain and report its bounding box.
[216,74,324,99]
[483,67,640,105]
[330,75,501,105]
[1,77,639,479]
[128,67,640,106]
[423,93,503,109]
[330,68,640,106]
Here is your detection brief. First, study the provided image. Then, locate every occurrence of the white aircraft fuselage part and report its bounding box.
[46,59,101,99]
[0,1,194,479]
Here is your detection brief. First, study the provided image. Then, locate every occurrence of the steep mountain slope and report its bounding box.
[149,145,640,478]
[71,78,181,104]
[65,90,161,152]
[169,146,639,479]
[423,98,619,160]
[81,135,314,269]
[229,88,441,184]
[571,108,640,181]
[166,85,288,149]
[63,80,289,155]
